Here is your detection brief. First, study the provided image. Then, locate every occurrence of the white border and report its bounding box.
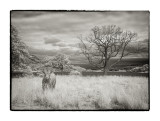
[0,0,159,121]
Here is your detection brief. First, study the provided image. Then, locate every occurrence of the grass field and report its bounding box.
[11,75,149,110]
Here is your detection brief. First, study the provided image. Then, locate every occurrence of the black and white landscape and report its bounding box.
[11,11,149,110]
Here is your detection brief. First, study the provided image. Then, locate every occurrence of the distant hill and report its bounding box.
[31,53,149,70]
[72,58,149,70]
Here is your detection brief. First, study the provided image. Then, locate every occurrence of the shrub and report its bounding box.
[70,70,81,75]
[129,64,149,73]
[71,66,86,72]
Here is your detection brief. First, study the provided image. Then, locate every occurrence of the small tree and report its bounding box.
[53,53,71,72]
[79,25,137,74]
[45,53,71,72]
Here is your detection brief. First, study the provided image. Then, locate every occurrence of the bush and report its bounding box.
[70,70,81,75]
[129,64,149,73]
[71,65,86,72]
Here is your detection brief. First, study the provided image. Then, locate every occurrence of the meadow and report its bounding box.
[11,75,149,110]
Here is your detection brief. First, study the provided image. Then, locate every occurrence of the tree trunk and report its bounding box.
[104,59,109,75]
[104,66,109,75]
[104,49,109,75]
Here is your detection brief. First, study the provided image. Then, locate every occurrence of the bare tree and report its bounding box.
[79,25,137,74]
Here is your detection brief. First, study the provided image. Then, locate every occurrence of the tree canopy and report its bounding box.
[11,25,41,71]
[44,53,71,72]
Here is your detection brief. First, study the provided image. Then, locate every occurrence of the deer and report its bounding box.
[42,67,56,91]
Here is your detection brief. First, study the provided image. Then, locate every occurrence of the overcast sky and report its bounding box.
[11,11,149,63]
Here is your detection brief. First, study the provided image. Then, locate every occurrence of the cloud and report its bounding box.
[11,11,49,18]
[142,39,149,44]
[28,46,79,57]
[44,37,61,45]
[58,47,79,55]
[68,43,80,48]
[28,47,58,56]
[125,39,149,55]
[54,43,67,47]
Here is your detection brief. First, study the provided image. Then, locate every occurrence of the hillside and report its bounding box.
[73,58,149,70]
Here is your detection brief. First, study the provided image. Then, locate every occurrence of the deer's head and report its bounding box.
[42,67,54,79]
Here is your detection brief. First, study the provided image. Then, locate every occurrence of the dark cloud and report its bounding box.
[54,43,67,47]
[28,46,79,57]
[68,43,80,48]
[142,39,149,44]
[28,47,57,56]
[11,11,50,18]
[44,37,61,45]
[126,39,149,54]
[139,39,149,52]
[59,48,79,55]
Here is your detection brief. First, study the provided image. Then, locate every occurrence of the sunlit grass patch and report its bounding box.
[11,75,149,110]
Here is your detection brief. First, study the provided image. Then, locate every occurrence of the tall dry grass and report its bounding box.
[11,75,149,110]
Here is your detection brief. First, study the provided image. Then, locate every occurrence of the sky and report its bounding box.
[11,11,149,64]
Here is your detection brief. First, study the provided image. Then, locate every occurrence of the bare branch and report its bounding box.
[109,31,137,68]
